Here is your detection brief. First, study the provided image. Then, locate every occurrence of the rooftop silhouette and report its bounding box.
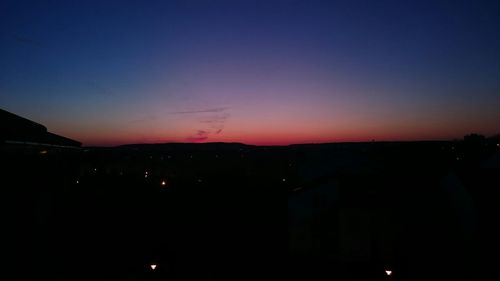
[0,108,81,147]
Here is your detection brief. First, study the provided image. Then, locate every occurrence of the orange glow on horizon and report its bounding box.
[77,133,467,147]
[68,121,495,147]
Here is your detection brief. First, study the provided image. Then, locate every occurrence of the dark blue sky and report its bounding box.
[1,0,500,145]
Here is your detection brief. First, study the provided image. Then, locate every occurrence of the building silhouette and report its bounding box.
[0,108,81,147]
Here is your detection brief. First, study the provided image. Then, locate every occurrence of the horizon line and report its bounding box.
[81,138,488,148]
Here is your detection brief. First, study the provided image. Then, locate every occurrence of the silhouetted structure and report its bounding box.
[0,108,81,147]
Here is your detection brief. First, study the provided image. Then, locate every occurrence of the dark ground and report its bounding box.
[2,139,500,280]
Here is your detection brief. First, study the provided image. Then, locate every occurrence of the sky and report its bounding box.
[1,0,500,146]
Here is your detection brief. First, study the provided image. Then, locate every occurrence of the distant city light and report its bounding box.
[282,178,286,182]
[39,150,47,154]
[150,264,157,270]
[94,168,97,172]
[497,143,500,147]
[76,180,79,184]
[161,180,166,186]
[293,187,302,192]
[385,270,392,276]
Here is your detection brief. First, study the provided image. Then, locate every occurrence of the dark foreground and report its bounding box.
[2,139,500,280]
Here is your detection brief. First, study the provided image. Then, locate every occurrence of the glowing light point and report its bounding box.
[385,270,392,276]
[282,178,286,182]
[76,180,79,184]
[150,264,157,270]
[161,180,166,186]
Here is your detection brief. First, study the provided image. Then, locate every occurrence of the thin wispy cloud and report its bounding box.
[184,108,231,141]
[198,113,230,135]
[128,115,157,124]
[198,113,230,123]
[87,80,114,96]
[186,130,209,142]
[11,34,44,47]
[170,107,229,114]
